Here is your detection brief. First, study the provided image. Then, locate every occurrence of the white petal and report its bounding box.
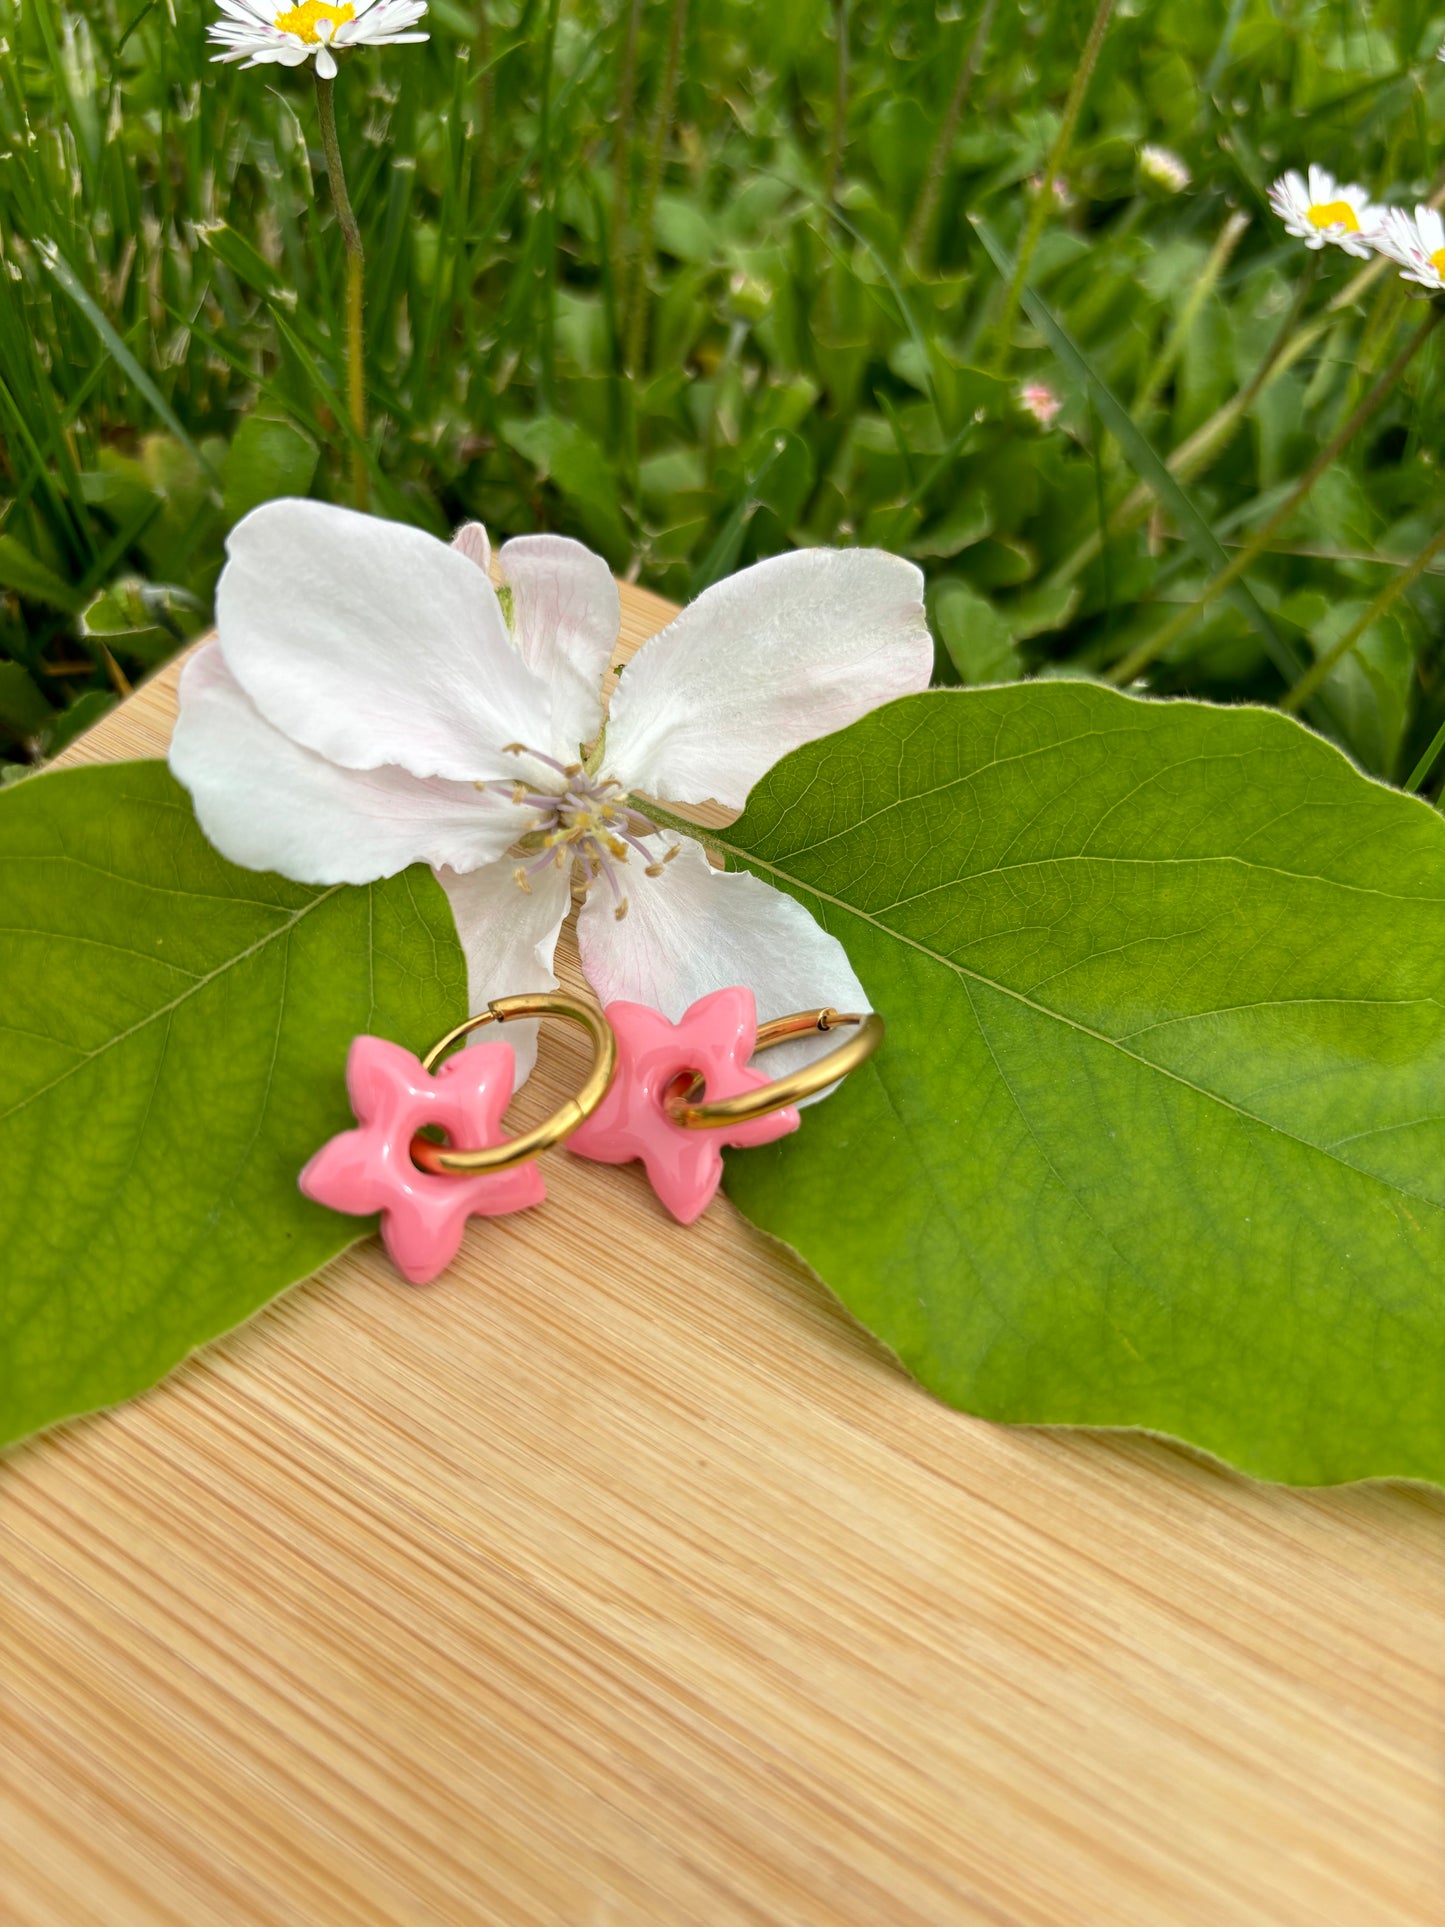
[604,547,931,809]
[314,42,337,76]
[451,521,491,573]
[216,499,556,785]
[498,533,620,758]
[576,834,868,1098]
[170,644,531,884]
[435,860,573,1090]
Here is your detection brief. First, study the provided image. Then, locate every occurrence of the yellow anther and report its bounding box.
[1306,200,1359,233]
[614,898,629,922]
[645,862,665,878]
[512,866,532,895]
[273,0,353,37]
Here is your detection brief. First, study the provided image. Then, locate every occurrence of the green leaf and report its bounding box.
[0,531,83,612]
[0,761,466,1448]
[501,415,630,562]
[931,580,1022,684]
[0,660,53,739]
[908,491,993,560]
[718,685,1445,1486]
[223,415,320,528]
[1304,598,1413,779]
[42,689,114,753]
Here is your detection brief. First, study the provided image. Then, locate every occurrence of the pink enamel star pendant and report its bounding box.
[567,987,798,1224]
[299,1035,543,1284]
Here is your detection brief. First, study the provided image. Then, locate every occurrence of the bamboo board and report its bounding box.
[3,579,1443,1926]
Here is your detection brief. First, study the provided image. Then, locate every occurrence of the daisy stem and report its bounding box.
[991,0,1114,375]
[1281,521,1445,715]
[314,70,368,512]
[1106,305,1443,687]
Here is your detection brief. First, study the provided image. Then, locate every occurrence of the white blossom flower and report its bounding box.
[1140,145,1190,193]
[208,0,428,79]
[170,502,932,1089]
[1266,165,1381,260]
[1371,204,1445,293]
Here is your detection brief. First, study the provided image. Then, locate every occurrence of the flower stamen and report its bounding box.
[273,0,354,40]
[488,748,678,909]
[1307,199,1360,233]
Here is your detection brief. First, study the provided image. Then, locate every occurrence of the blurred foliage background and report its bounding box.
[2,0,1444,787]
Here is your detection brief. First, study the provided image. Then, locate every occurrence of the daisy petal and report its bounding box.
[170,644,531,884]
[498,533,621,759]
[434,859,574,1090]
[315,42,337,76]
[576,834,868,1099]
[216,499,555,786]
[604,547,931,809]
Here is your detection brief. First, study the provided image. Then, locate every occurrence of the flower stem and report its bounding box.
[1281,522,1445,716]
[1106,306,1442,687]
[626,793,722,853]
[991,0,1114,373]
[314,70,368,511]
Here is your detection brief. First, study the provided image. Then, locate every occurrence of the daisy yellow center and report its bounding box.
[273,0,353,42]
[1307,200,1359,233]
[1430,248,1445,277]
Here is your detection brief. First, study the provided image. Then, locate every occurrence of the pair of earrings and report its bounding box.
[301,986,883,1283]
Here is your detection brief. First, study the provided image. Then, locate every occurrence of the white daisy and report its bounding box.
[207,0,428,80]
[1267,165,1381,260]
[169,503,932,1091]
[1140,145,1190,194]
[1371,204,1445,293]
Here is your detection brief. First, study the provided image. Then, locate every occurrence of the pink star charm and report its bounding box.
[567,987,799,1225]
[299,1035,544,1285]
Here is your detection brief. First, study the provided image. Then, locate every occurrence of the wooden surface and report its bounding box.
[3,580,1443,1926]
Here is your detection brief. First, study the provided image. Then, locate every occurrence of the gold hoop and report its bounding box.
[410,992,617,1177]
[664,1008,883,1131]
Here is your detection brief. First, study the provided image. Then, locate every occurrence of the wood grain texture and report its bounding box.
[3,580,1443,1927]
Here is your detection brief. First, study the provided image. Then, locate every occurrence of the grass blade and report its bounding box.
[37,242,221,487]
[972,216,1302,682]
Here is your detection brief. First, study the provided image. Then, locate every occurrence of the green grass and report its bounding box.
[2,0,1444,792]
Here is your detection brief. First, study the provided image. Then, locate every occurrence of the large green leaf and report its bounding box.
[0,760,466,1447]
[718,685,1445,1485]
